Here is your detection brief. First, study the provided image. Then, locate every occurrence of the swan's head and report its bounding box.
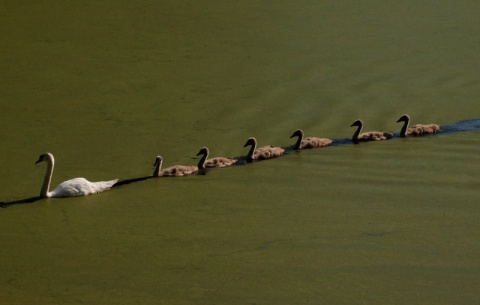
[396,114,410,123]
[153,156,163,167]
[196,147,209,156]
[244,137,257,147]
[153,156,163,177]
[290,129,304,139]
[35,152,53,164]
[350,120,363,128]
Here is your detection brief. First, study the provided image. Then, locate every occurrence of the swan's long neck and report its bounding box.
[197,150,209,169]
[41,155,54,198]
[293,133,303,150]
[400,118,409,138]
[246,141,257,162]
[153,158,162,177]
[352,124,362,144]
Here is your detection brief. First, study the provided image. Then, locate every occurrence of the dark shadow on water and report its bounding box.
[1,196,42,208]
[330,138,353,147]
[438,118,480,135]
[112,176,153,188]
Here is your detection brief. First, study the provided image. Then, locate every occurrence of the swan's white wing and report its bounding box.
[49,178,118,197]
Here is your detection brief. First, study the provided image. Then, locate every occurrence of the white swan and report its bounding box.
[35,152,118,198]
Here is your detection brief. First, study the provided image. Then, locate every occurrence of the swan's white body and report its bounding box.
[36,153,118,198]
[47,178,117,197]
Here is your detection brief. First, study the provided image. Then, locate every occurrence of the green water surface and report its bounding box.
[1,1,479,304]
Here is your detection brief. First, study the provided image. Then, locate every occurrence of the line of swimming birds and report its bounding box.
[35,114,439,198]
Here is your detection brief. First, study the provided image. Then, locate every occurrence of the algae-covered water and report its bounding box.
[1,1,479,304]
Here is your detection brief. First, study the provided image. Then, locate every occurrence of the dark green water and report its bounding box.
[1,1,479,304]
